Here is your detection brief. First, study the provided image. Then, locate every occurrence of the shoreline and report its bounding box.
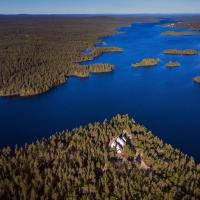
[0,20,132,98]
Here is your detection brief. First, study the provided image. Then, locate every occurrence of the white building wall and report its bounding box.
[110,141,116,148]
[116,138,125,147]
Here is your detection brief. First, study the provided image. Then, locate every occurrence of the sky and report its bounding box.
[0,0,200,14]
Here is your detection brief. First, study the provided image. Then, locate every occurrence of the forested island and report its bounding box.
[88,64,114,74]
[164,49,199,55]
[166,61,181,68]
[162,31,195,36]
[0,115,200,199]
[67,64,114,78]
[0,16,133,97]
[132,58,160,68]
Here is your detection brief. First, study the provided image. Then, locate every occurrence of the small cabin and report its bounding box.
[109,131,131,154]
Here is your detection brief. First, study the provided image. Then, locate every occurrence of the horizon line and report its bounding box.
[0,13,200,15]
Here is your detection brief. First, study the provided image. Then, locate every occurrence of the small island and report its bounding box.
[164,49,199,56]
[66,64,114,78]
[166,61,181,68]
[88,64,114,74]
[132,58,160,68]
[162,31,195,36]
[193,76,200,84]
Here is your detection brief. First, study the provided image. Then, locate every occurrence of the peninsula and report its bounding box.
[0,115,200,199]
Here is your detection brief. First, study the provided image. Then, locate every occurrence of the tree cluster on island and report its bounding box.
[163,49,200,81]
[164,49,199,56]
[131,57,200,87]
[67,64,114,78]
[0,115,200,200]
[162,31,196,36]
[131,59,181,69]
[166,61,181,68]
[132,58,160,68]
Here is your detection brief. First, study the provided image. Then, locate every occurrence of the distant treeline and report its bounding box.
[172,15,200,30]
[0,16,132,97]
[0,114,200,199]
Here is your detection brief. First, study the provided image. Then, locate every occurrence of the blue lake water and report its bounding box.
[0,19,200,162]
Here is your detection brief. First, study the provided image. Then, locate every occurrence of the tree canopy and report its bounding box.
[0,115,200,199]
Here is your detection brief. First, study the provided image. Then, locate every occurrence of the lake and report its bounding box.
[0,18,200,162]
